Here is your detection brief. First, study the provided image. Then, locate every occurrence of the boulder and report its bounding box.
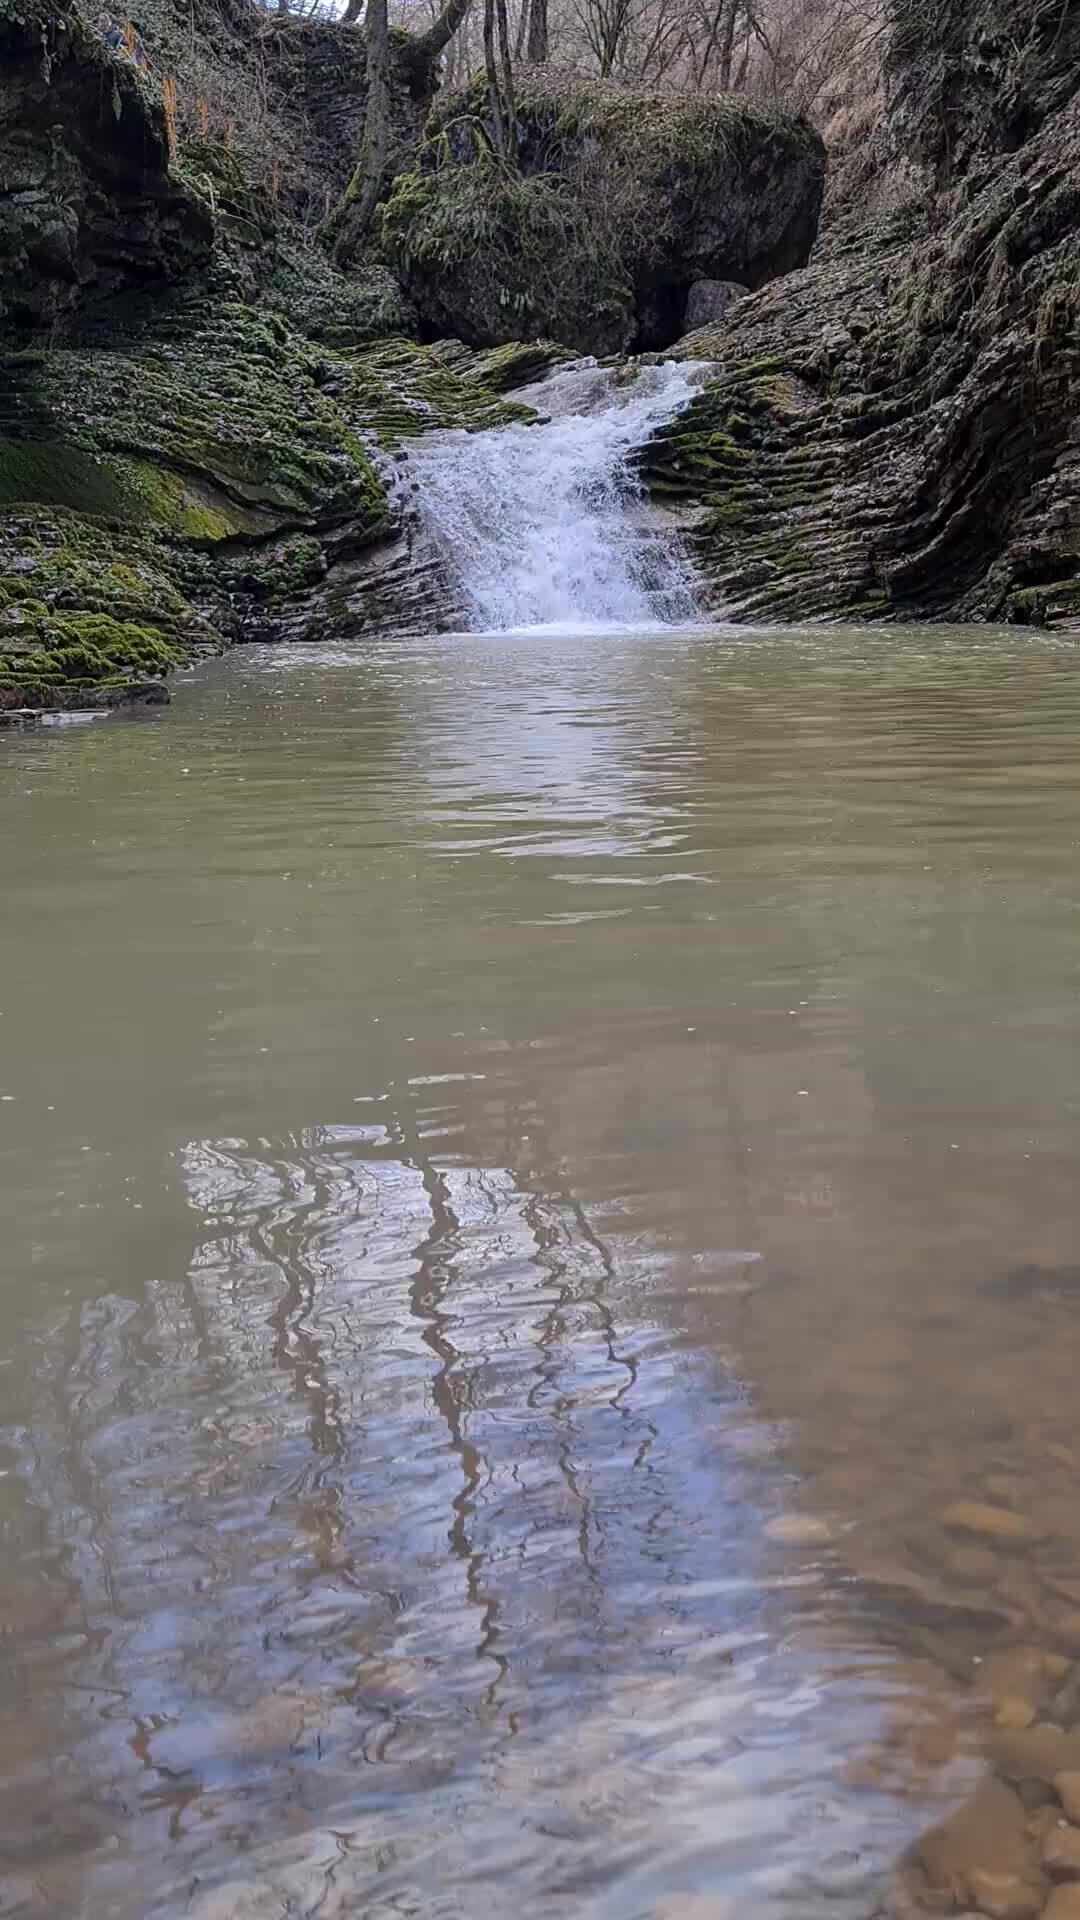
[380,69,824,355]
[684,279,748,332]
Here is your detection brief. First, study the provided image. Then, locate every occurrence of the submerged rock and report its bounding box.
[914,1777,1044,1913]
[763,1512,835,1546]
[988,1267,1080,1302]
[1045,1889,1080,1920]
[942,1504,1046,1546]
[1041,1823,1080,1880]
[1057,1776,1080,1825]
[989,1725,1080,1787]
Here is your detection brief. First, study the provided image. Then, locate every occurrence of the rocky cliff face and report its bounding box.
[644,0,1080,627]
[885,0,1080,184]
[0,0,213,330]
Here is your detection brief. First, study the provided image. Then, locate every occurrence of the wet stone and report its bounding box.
[1057,1775,1080,1824]
[952,1545,1004,1586]
[990,1726,1080,1787]
[983,1649,1053,1713]
[1054,1616,1080,1654]
[1044,1888,1080,1920]
[996,1699,1038,1730]
[763,1513,835,1546]
[915,1778,1038,1910]
[1020,1779,1062,1813]
[967,1868,1048,1919]
[1042,1823,1080,1879]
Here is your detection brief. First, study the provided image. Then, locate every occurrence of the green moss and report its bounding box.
[457,339,571,391]
[0,441,142,519]
[6,307,393,541]
[1007,578,1080,627]
[428,69,807,174]
[125,464,247,541]
[263,238,415,348]
[345,335,537,449]
[380,157,632,352]
[702,487,760,529]
[0,608,183,688]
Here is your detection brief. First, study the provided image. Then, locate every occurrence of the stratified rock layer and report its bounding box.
[643,0,1080,627]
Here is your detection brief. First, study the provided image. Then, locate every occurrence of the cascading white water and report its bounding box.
[406,358,711,632]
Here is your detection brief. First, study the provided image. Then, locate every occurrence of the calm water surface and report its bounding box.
[3,623,1080,1918]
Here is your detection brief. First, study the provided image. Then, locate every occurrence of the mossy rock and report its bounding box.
[2,304,392,538]
[343,335,538,449]
[0,508,217,709]
[0,0,213,331]
[262,238,416,348]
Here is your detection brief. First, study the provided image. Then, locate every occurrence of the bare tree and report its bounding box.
[525,0,549,62]
[329,0,391,259]
[322,0,475,262]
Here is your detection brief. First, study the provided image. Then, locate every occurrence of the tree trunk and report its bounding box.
[718,0,739,87]
[417,0,471,61]
[483,0,508,159]
[323,0,390,263]
[525,0,548,64]
[495,0,517,150]
[342,0,364,21]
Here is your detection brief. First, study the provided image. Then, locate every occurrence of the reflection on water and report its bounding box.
[3,623,1080,1917]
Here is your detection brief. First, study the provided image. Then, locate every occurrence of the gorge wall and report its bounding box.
[644,0,1080,626]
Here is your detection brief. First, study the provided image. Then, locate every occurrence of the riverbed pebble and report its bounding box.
[967,1868,1048,1919]
[984,1649,1052,1712]
[996,1699,1038,1731]
[990,1727,1080,1787]
[763,1514,834,1546]
[916,1778,1036,1908]
[1041,1823,1080,1879]
[951,1545,1004,1586]
[1057,1777,1080,1824]
[942,1503,1046,1546]
[1043,1888,1080,1920]
[1053,1616,1080,1655]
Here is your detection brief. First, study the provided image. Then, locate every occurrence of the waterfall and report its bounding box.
[406,358,711,632]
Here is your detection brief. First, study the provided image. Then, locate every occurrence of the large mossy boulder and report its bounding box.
[379,69,825,355]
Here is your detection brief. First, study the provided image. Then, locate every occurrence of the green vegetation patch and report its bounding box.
[380,156,632,351]
[344,334,538,449]
[0,508,217,709]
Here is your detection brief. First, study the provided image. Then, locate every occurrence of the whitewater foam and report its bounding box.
[406,358,710,632]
